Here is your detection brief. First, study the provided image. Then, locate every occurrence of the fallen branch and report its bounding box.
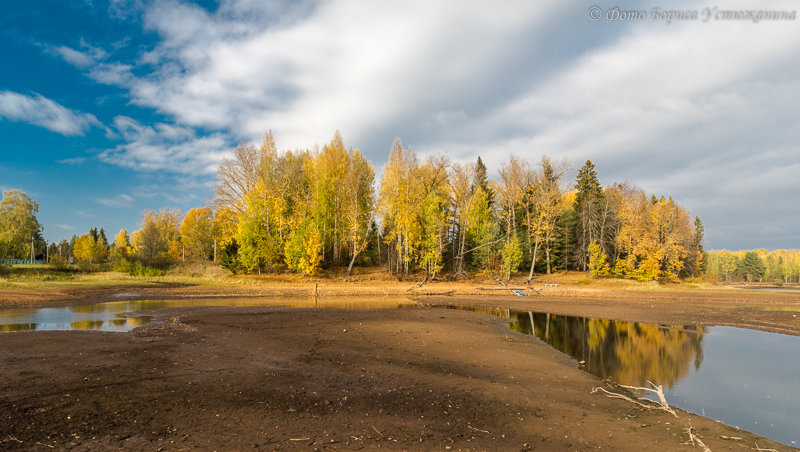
[754,443,778,452]
[591,381,677,418]
[407,275,428,291]
[476,287,528,291]
[591,387,660,410]
[684,425,711,452]
[618,381,677,418]
[467,425,490,434]
[418,290,455,296]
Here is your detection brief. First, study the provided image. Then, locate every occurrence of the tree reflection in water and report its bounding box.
[507,312,704,388]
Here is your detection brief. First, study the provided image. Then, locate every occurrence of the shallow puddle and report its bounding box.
[455,306,800,448]
[0,297,417,333]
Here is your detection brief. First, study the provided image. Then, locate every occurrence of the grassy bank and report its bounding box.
[0,261,748,294]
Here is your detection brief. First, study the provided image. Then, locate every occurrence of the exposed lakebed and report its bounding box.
[1,298,798,447]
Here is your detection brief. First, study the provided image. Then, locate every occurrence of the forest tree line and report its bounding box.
[4,130,763,283]
[704,249,800,283]
[205,131,706,281]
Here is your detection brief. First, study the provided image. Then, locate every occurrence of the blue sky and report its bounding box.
[1,0,798,250]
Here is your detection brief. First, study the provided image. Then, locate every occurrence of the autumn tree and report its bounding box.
[378,138,421,275]
[465,158,499,274]
[310,132,350,266]
[501,233,523,281]
[131,209,182,267]
[587,240,610,278]
[497,155,530,279]
[0,189,42,260]
[114,230,130,255]
[278,151,317,274]
[465,185,498,272]
[180,207,216,260]
[237,192,280,273]
[613,185,694,280]
[448,162,474,277]
[416,154,450,278]
[536,157,568,275]
[342,148,375,275]
[214,141,263,214]
[718,251,740,282]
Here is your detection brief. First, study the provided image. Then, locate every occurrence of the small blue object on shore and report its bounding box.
[512,290,526,297]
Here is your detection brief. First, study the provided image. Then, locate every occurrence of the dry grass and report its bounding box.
[0,263,744,296]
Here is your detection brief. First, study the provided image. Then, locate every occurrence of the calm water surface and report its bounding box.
[471,307,799,448]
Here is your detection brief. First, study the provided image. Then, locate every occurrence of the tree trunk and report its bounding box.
[545,233,552,275]
[346,241,357,276]
[527,236,540,283]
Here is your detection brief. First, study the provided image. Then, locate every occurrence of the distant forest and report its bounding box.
[2,131,795,283]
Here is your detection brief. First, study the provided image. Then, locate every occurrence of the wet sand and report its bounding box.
[1,283,799,450]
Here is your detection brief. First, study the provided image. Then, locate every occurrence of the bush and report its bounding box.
[113,257,132,274]
[127,260,167,277]
[49,254,70,271]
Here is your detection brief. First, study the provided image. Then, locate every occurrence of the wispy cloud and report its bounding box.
[99,116,230,175]
[51,38,109,68]
[74,210,94,218]
[95,193,134,208]
[54,223,74,230]
[0,90,102,136]
[58,157,87,165]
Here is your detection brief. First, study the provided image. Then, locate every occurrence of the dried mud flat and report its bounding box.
[1,284,799,451]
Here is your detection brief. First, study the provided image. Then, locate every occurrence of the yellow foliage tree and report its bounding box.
[180,207,216,260]
[612,185,693,281]
[378,138,422,275]
[587,240,610,278]
[73,233,97,265]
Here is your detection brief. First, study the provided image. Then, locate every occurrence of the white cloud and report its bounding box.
[58,157,87,165]
[0,91,102,136]
[46,0,800,248]
[95,193,135,208]
[85,0,561,150]
[55,46,95,67]
[99,116,230,174]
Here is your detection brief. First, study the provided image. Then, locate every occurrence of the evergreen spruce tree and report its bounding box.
[574,160,602,208]
[573,160,603,271]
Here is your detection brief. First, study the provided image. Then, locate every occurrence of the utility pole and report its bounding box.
[213,239,217,263]
[31,235,34,264]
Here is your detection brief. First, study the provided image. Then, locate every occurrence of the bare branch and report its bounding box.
[591,381,677,418]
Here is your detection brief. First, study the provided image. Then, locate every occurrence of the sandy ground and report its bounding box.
[1,281,799,451]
